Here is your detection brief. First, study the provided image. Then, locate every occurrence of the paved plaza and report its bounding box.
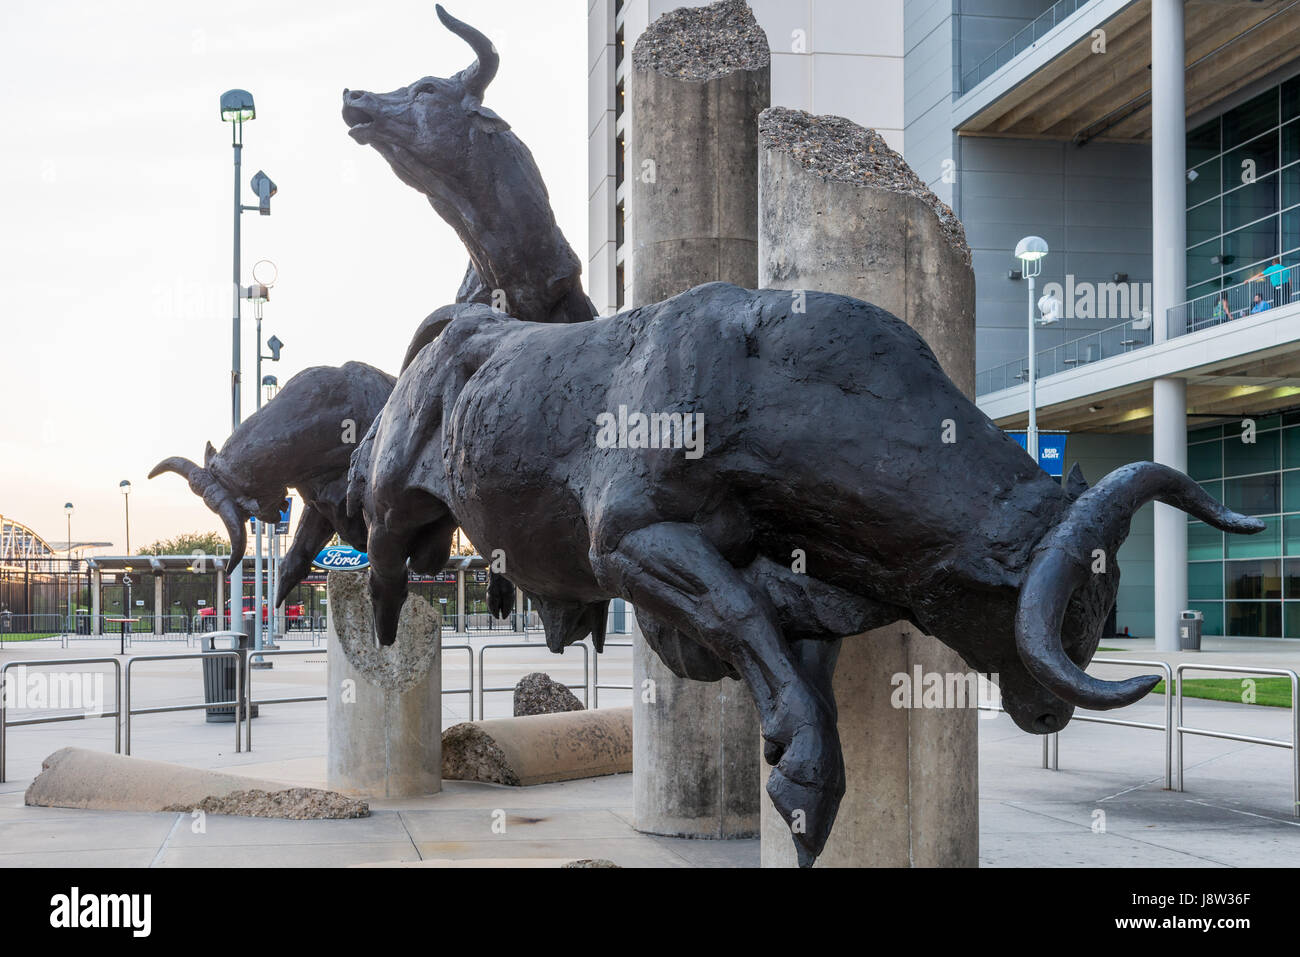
[0,634,1296,866]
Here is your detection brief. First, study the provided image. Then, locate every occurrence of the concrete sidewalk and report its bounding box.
[0,636,1297,866]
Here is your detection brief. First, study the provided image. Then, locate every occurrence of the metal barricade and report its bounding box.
[441,643,475,720]
[125,652,243,755]
[477,641,589,721]
[1175,662,1300,816]
[593,640,632,709]
[0,658,122,783]
[978,657,1174,789]
[242,647,327,751]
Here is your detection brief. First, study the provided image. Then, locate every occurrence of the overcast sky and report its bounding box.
[0,0,588,553]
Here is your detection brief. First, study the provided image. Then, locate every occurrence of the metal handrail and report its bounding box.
[593,640,632,709]
[477,641,589,721]
[1175,662,1300,816]
[1040,658,1175,788]
[242,647,327,751]
[441,643,475,721]
[125,652,242,756]
[975,313,1154,397]
[0,657,122,783]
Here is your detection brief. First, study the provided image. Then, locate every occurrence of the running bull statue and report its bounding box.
[341,4,595,327]
[147,361,395,594]
[350,281,1263,866]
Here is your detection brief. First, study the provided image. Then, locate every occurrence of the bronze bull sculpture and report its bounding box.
[350,281,1262,866]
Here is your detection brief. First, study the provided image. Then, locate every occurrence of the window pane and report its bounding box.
[1223,136,1280,194]
[1187,238,1221,289]
[1227,558,1282,598]
[1222,218,1279,273]
[1228,515,1281,558]
[1189,562,1223,599]
[1189,441,1222,480]
[1284,76,1300,123]
[1286,161,1300,211]
[1188,198,1220,245]
[1287,559,1300,598]
[1285,209,1300,257]
[1223,88,1279,151]
[1188,159,1220,208]
[1287,472,1300,513]
[1223,431,1280,476]
[1190,425,1224,441]
[1191,601,1224,636]
[1287,428,1300,468]
[1226,601,1282,637]
[1287,515,1300,556]
[1189,521,1223,560]
[1188,118,1220,165]
[1287,602,1300,639]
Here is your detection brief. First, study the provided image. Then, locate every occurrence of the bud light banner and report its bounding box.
[311,545,370,571]
[1007,431,1068,478]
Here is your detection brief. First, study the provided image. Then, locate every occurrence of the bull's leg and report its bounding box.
[368,507,455,646]
[591,522,844,866]
[276,504,334,606]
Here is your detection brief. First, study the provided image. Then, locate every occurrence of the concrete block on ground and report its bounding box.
[442,707,633,786]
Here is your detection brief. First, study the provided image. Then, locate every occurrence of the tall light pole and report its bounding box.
[1015,236,1050,463]
[221,89,275,639]
[245,260,282,664]
[65,502,74,633]
[120,480,132,640]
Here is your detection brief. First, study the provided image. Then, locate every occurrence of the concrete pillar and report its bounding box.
[515,585,526,632]
[1153,377,1188,652]
[325,570,441,799]
[632,620,760,837]
[625,0,769,839]
[90,569,101,635]
[153,576,163,635]
[1151,0,1189,652]
[757,107,978,866]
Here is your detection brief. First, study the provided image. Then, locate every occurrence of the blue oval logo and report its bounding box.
[312,545,370,570]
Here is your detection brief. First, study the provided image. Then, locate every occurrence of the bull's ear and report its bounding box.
[1065,462,1089,501]
[462,96,510,133]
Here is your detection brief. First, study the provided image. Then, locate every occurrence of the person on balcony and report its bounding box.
[1251,292,1272,314]
[1248,258,1292,308]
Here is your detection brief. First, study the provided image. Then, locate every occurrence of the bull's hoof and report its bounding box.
[765,730,845,867]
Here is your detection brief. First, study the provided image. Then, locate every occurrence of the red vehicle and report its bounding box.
[198,596,306,628]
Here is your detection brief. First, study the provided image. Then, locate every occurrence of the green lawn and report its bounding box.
[0,633,59,643]
[1151,677,1294,708]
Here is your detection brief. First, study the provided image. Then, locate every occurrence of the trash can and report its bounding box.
[201,631,259,723]
[75,611,91,636]
[1179,610,1203,651]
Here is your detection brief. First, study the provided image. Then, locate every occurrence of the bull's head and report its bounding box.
[341,5,506,205]
[1004,462,1261,729]
[148,443,262,575]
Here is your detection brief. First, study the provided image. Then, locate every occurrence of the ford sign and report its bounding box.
[311,545,370,571]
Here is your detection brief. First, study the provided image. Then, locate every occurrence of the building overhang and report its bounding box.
[977,300,1300,433]
[955,0,1300,145]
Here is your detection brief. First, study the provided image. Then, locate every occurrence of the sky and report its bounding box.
[0,0,589,554]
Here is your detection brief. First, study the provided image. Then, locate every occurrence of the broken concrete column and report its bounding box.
[26,747,367,818]
[626,0,767,840]
[757,108,979,867]
[442,707,633,786]
[326,570,441,799]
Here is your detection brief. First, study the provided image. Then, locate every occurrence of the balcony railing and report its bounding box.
[960,0,1092,95]
[1166,264,1300,338]
[975,266,1300,398]
[975,316,1153,397]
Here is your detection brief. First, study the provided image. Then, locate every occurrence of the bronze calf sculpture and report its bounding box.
[350,282,1263,866]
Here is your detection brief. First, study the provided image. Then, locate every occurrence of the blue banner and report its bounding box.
[1008,431,1068,478]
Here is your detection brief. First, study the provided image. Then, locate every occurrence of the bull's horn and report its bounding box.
[148,456,200,483]
[1016,462,1263,710]
[150,455,249,575]
[436,4,499,101]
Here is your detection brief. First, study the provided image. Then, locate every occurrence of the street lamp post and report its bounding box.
[221,90,275,642]
[64,502,74,634]
[1015,236,1050,463]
